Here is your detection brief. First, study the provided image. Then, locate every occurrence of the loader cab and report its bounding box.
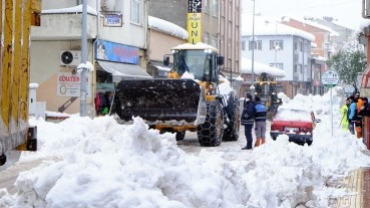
[168,48,221,83]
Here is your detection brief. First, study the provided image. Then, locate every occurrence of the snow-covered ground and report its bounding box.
[1,87,370,208]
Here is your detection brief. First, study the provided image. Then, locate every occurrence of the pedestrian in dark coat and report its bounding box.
[241,93,255,150]
[360,97,370,117]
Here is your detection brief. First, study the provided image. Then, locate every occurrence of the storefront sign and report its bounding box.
[95,39,139,64]
[57,72,91,97]
[187,13,202,44]
[188,0,202,13]
[103,14,123,27]
[187,0,202,44]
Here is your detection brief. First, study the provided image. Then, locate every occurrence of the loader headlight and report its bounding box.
[208,83,214,90]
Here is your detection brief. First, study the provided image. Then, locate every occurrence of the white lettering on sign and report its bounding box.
[321,69,340,87]
[188,0,202,13]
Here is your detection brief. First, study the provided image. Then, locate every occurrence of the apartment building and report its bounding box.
[282,16,339,95]
[241,17,314,98]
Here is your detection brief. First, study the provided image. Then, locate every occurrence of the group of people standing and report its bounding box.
[240,93,268,150]
[340,92,370,138]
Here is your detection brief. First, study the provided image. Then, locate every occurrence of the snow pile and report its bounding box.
[1,90,370,207]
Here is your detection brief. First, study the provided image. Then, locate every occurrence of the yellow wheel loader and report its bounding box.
[111,42,240,146]
[0,0,41,170]
[254,72,282,119]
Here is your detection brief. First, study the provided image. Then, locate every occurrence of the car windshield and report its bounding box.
[274,108,312,122]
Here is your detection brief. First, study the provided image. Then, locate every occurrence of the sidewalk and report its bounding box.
[337,168,370,208]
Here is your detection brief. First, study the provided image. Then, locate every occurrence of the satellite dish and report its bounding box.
[61,51,73,65]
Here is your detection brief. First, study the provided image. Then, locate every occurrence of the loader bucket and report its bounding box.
[111,79,206,125]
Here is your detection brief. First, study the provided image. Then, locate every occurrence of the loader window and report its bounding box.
[173,50,215,81]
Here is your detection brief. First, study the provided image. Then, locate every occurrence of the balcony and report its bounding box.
[31,13,97,40]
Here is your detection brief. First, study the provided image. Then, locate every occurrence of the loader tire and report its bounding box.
[197,100,224,146]
[223,98,240,141]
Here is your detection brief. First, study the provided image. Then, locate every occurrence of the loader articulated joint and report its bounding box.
[26,126,37,151]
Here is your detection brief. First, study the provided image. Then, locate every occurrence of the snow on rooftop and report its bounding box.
[241,15,315,42]
[356,19,370,36]
[241,57,286,77]
[283,16,340,37]
[148,16,188,40]
[42,4,97,15]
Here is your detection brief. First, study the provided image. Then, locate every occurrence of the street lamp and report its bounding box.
[80,0,88,116]
[250,0,256,96]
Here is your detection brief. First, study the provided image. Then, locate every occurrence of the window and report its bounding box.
[248,40,262,50]
[294,42,297,51]
[204,0,209,13]
[299,42,303,52]
[212,35,218,48]
[212,0,218,16]
[304,43,309,53]
[203,32,210,44]
[228,38,231,58]
[293,65,297,73]
[270,63,284,69]
[298,64,302,73]
[270,40,283,50]
[130,0,141,24]
[241,40,245,51]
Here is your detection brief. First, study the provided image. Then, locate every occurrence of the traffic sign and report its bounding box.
[321,69,340,88]
[344,84,355,94]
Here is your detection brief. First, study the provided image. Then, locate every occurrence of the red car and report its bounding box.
[270,107,320,145]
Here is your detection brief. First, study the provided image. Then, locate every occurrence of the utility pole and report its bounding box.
[250,0,256,96]
[80,0,87,116]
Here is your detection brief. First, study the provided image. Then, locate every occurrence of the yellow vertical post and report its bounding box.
[11,0,22,128]
[20,0,32,121]
[1,0,14,130]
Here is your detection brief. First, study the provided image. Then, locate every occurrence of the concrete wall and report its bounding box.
[30,40,95,115]
[31,14,97,40]
[38,0,148,48]
[148,30,186,62]
[148,0,187,29]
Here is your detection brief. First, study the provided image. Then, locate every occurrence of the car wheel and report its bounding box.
[307,141,313,146]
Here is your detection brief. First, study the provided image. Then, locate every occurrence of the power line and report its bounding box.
[242,0,358,14]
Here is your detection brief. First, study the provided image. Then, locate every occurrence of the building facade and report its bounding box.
[31,0,150,116]
[241,18,314,98]
[309,17,355,52]
[148,0,241,78]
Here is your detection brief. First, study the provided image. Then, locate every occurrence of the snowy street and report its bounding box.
[1,88,370,208]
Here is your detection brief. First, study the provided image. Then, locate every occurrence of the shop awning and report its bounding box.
[98,61,152,78]
[361,65,370,88]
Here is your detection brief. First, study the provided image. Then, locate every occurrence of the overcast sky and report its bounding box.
[242,0,367,30]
